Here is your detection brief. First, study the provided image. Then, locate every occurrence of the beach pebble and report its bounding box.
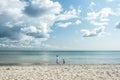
[6,68,10,70]
[0,65,119,80]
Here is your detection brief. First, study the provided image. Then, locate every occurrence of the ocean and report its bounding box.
[0,51,120,65]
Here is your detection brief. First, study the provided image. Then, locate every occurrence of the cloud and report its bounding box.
[81,27,105,37]
[0,26,29,40]
[23,0,61,17]
[91,21,108,26]
[56,22,72,28]
[99,8,114,18]
[0,0,62,48]
[56,19,81,28]
[21,26,49,38]
[75,20,81,25]
[90,2,96,8]
[54,6,81,28]
[56,6,81,21]
[0,0,61,39]
[86,8,114,26]
[0,0,82,48]
[116,22,120,29]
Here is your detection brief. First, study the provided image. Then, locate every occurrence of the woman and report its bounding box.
[56,55,59,64]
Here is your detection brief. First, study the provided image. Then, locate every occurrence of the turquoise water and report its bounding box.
[0,51,120,65]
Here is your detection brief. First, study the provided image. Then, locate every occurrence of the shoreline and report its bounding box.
[0,63,120,66]
[0,64,120,80]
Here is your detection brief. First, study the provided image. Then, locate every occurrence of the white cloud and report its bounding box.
[56,22,72,28]
[0,37,47,48]
[90,2,96,8]
[56,6,81,21]
[55,6,81,28]
[75,20,81,25]
[86,8,114,26]
[86,12,99,21]
[91,21,108,26]
[81,27,105,37]
[21,26,38,33]
[99,8,114,19]
[56,20,81,28]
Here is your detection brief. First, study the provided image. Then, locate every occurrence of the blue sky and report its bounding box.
[0,0,120,50]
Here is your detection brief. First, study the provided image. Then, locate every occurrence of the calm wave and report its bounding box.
[0,51,120,65]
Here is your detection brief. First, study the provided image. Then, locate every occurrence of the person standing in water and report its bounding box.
[63,59,65,64]
[56,55,59,64]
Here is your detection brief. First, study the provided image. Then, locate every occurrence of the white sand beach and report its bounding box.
[0,65,120,80]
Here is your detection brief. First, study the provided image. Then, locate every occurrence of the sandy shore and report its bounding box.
[0,65,120,80]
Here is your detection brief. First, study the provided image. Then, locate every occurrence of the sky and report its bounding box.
[0,0,120,50]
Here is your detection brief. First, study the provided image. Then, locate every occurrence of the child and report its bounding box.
[63,59,65,64]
